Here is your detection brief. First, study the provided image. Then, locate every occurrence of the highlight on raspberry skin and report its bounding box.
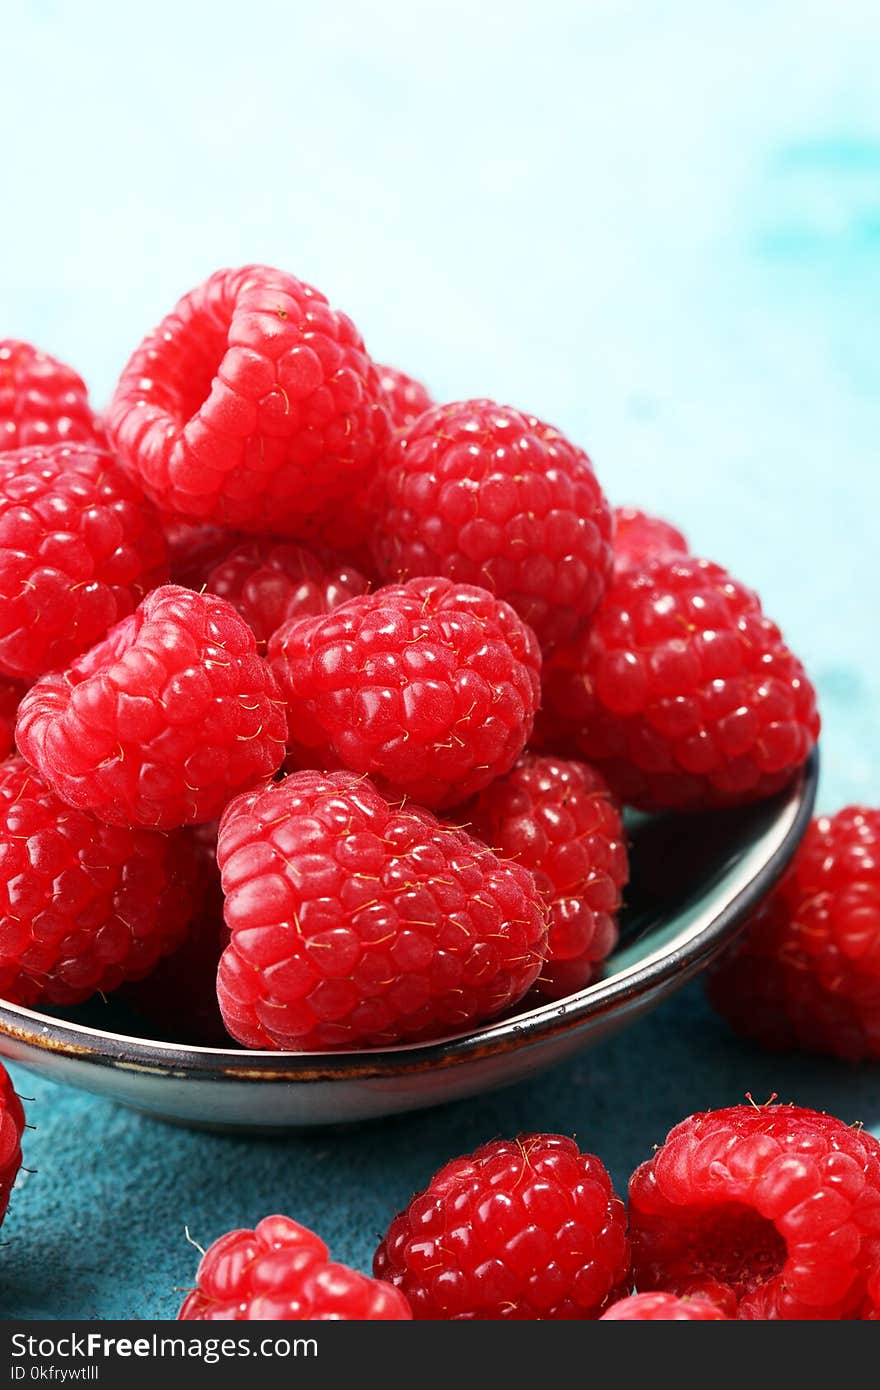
[600,1291,728,1320]
[0,442,169,681]
[107,265,392,539]
[0,757,201,1008]
[215,770,548,1051]
[268,575,541,810]
[0,1061,25,1229]
[369,399,613,652]
[612,506,689,575]
[377,362,434,431]
[458,752,628,999]
[541,554,820,811]
[707,806,880,1061]
[627,1102,880,1320]
[178,1215,411,1321]
[373,1133,631,1319]
[0,339,105,451]
[14,584,287,830]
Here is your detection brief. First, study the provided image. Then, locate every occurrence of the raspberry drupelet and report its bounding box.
[600,1292,727,1320]
[0,678,27,760]
[0,1062,25,1228]
[107,265,391,539]
[178,1215,411,1320]
[15,585,286,829]
[0,443,169,681]
[541,555,819,810]
[370,400,613,652]
[613,506,689,575]
[707,806,880,1060]
[628,1103,880,1319]
[215,770,548,1051]
[377,363,434,431]
[204,537,370,649]
[0,757,200,1007]
[459,753,627,998]
[374,1133,631,1319]
[269,576,540,810]
[0,340,105,451]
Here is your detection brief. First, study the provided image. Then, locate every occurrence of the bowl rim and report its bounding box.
[0,750,818,1084]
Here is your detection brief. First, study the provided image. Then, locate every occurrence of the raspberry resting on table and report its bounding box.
[628,1102,880,1319]
[459,752,627,998]
[178,1215,411,1320]
[0,1062,25,1229]
[600,1291,727,1320]
[378,363,434,431]
[204,537,370,649]
[0,340,105,452]
[15,584,286,829]
[108,265,391,539]
[216,770,548,1050]
[541,555,819,810]
[0,443,168,681]
[613,506,689,575]
[269,576,541,810]
[370,400,613,651]
[0,756,200,1006]
[374,1133,631,1319]
[707,806,880,1060]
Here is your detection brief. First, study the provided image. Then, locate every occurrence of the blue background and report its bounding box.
[1,0,878,1318]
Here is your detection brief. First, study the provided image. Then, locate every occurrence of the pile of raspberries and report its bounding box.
[0,264,877,1319]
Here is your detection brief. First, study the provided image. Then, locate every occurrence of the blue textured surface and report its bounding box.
[1,0,879,1319]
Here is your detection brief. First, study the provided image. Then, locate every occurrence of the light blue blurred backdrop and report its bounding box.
[1,0,878,1319]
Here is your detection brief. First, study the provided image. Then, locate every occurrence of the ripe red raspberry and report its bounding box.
[370,400,612,652]
[204,537,370,649]
[459,753,627,998]
[628,1103,880,1319]
[15,585,286,829]
[0,756,200,1006]
[0,1062,24,1229]
[707,807,880,1060]
[541,555,819,810]
[178,1215,411,1321]
[0,678,27,760]
[613,506,688,574]
[600,1292,727,1320]
[0,443,169,681]
[378,363,434,430]
[0,340,104,451]
[268,577,540,810]
[108,265,391,538]
[374,1133,631,1319]
[216,770,547,1050]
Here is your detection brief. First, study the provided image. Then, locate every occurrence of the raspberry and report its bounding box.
[374,1134,631,1319]
[0,443,168,681]
[707,807,880,1060]
[108,265,391,538]
[0,678,27,760]
[178,1215,411,1321]
[0,756,200,1006]
[216,770,547,1050]
[600,1292,727,1320]
[0,340,104,451]
[162,516,243,588]
[378,363,434,431]
[204,537,370,649]
[370,400,612,651]
[541,555,819,810]
[628,1103,880,1319]
[459,753,627,998]
[124,823,228,1044]
[269,577,541,810]
[15,585,286,829]
[0,1062,24,1229]
[613,506,688,574]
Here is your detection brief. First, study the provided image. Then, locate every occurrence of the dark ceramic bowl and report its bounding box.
[0,751,818,1130]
